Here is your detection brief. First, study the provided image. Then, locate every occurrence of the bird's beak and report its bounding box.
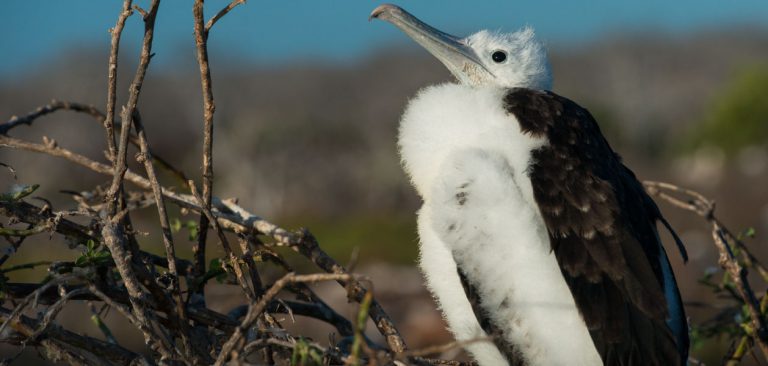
[370,4,493,86]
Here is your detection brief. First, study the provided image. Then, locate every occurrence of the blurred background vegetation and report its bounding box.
[1,1,767,364]
[685,64,768,157]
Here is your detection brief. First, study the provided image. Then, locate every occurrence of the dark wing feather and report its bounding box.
[457,268,526,366]
[504,88,689,366]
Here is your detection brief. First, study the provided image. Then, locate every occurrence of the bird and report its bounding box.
[370,4,689,366]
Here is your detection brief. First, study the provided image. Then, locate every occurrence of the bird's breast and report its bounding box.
[397,83,546,201]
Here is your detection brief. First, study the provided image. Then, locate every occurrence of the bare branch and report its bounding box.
[0,100,105,135]
[645,180,768,361]
[0,132,409,354]
[101,219,175,360]
[1,281,242,335]
[104,0,134,161]
[192,0,217,298]
[400,338,491,358]
[87,302,118,345]
[205,0,246,33]
[291,231,408,353]
[105,0,159,217]
[242,337,348,364]
[214,273,359,366]
[0,306,150,365]
[189,180,256,302]
[98,2,177,359]
[0,223,50,237]
[132,109,194,358]
[0,100,187,188]
[0,1,435,364]
[0,275,74,336]
[27,288,90,341]
[132,4,148,19]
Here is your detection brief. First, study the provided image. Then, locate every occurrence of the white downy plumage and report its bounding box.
[370,4,604,365]
[399,85,602,366]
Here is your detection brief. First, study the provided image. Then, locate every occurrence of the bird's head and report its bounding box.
[370,4,552,90]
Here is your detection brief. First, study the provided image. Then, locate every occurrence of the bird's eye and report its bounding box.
[491,50,507,63]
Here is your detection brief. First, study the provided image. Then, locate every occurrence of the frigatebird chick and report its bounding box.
[371,4,689,366]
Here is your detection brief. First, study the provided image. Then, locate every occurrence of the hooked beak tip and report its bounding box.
[368,3,494,86]
[369,4,401,22]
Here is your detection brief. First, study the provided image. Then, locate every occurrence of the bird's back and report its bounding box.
[506,87,689,365]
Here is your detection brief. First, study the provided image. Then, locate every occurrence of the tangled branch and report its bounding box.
[0,2,472,365]
[3,2,758,365]
[644,181,768,364]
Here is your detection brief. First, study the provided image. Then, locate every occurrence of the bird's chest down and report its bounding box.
[420,148,602,366]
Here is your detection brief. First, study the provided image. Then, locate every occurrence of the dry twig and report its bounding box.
[191,0,216,301]
[645,180,768,363]
[103,0,133,161]
[214,272,360,365]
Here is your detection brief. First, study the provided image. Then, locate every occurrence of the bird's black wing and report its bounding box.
[503,88,689,366]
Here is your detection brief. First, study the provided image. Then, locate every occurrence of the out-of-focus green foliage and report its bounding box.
[170,217,199,242]
[283,215,418,265]
[0,183,39,202]
[686,65,768,155]
[74,239,111,267]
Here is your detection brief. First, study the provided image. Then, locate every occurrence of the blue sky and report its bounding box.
[1,1,766,77]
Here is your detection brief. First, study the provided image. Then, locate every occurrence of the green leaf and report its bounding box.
[170,218,182,233]
[76,238,111,267]
[91,313,117,344]
[290,342,299,366]
[93,250,111,260]
[289,338,322,366]
[0,184,39,202]
[75,255,88,266]
[744,227,756,239]
[194,259,227,286]
[292,338,311,366]
[11,184,39,200]
[732,245,742,258]
[215,272,226,283]
[309,349,323,365]
[185,220,199,241]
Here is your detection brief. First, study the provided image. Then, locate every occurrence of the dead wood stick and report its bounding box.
[644,180,768,361]
[103,0,134,161]
[213,273,358,366]
[132,110,194,359]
